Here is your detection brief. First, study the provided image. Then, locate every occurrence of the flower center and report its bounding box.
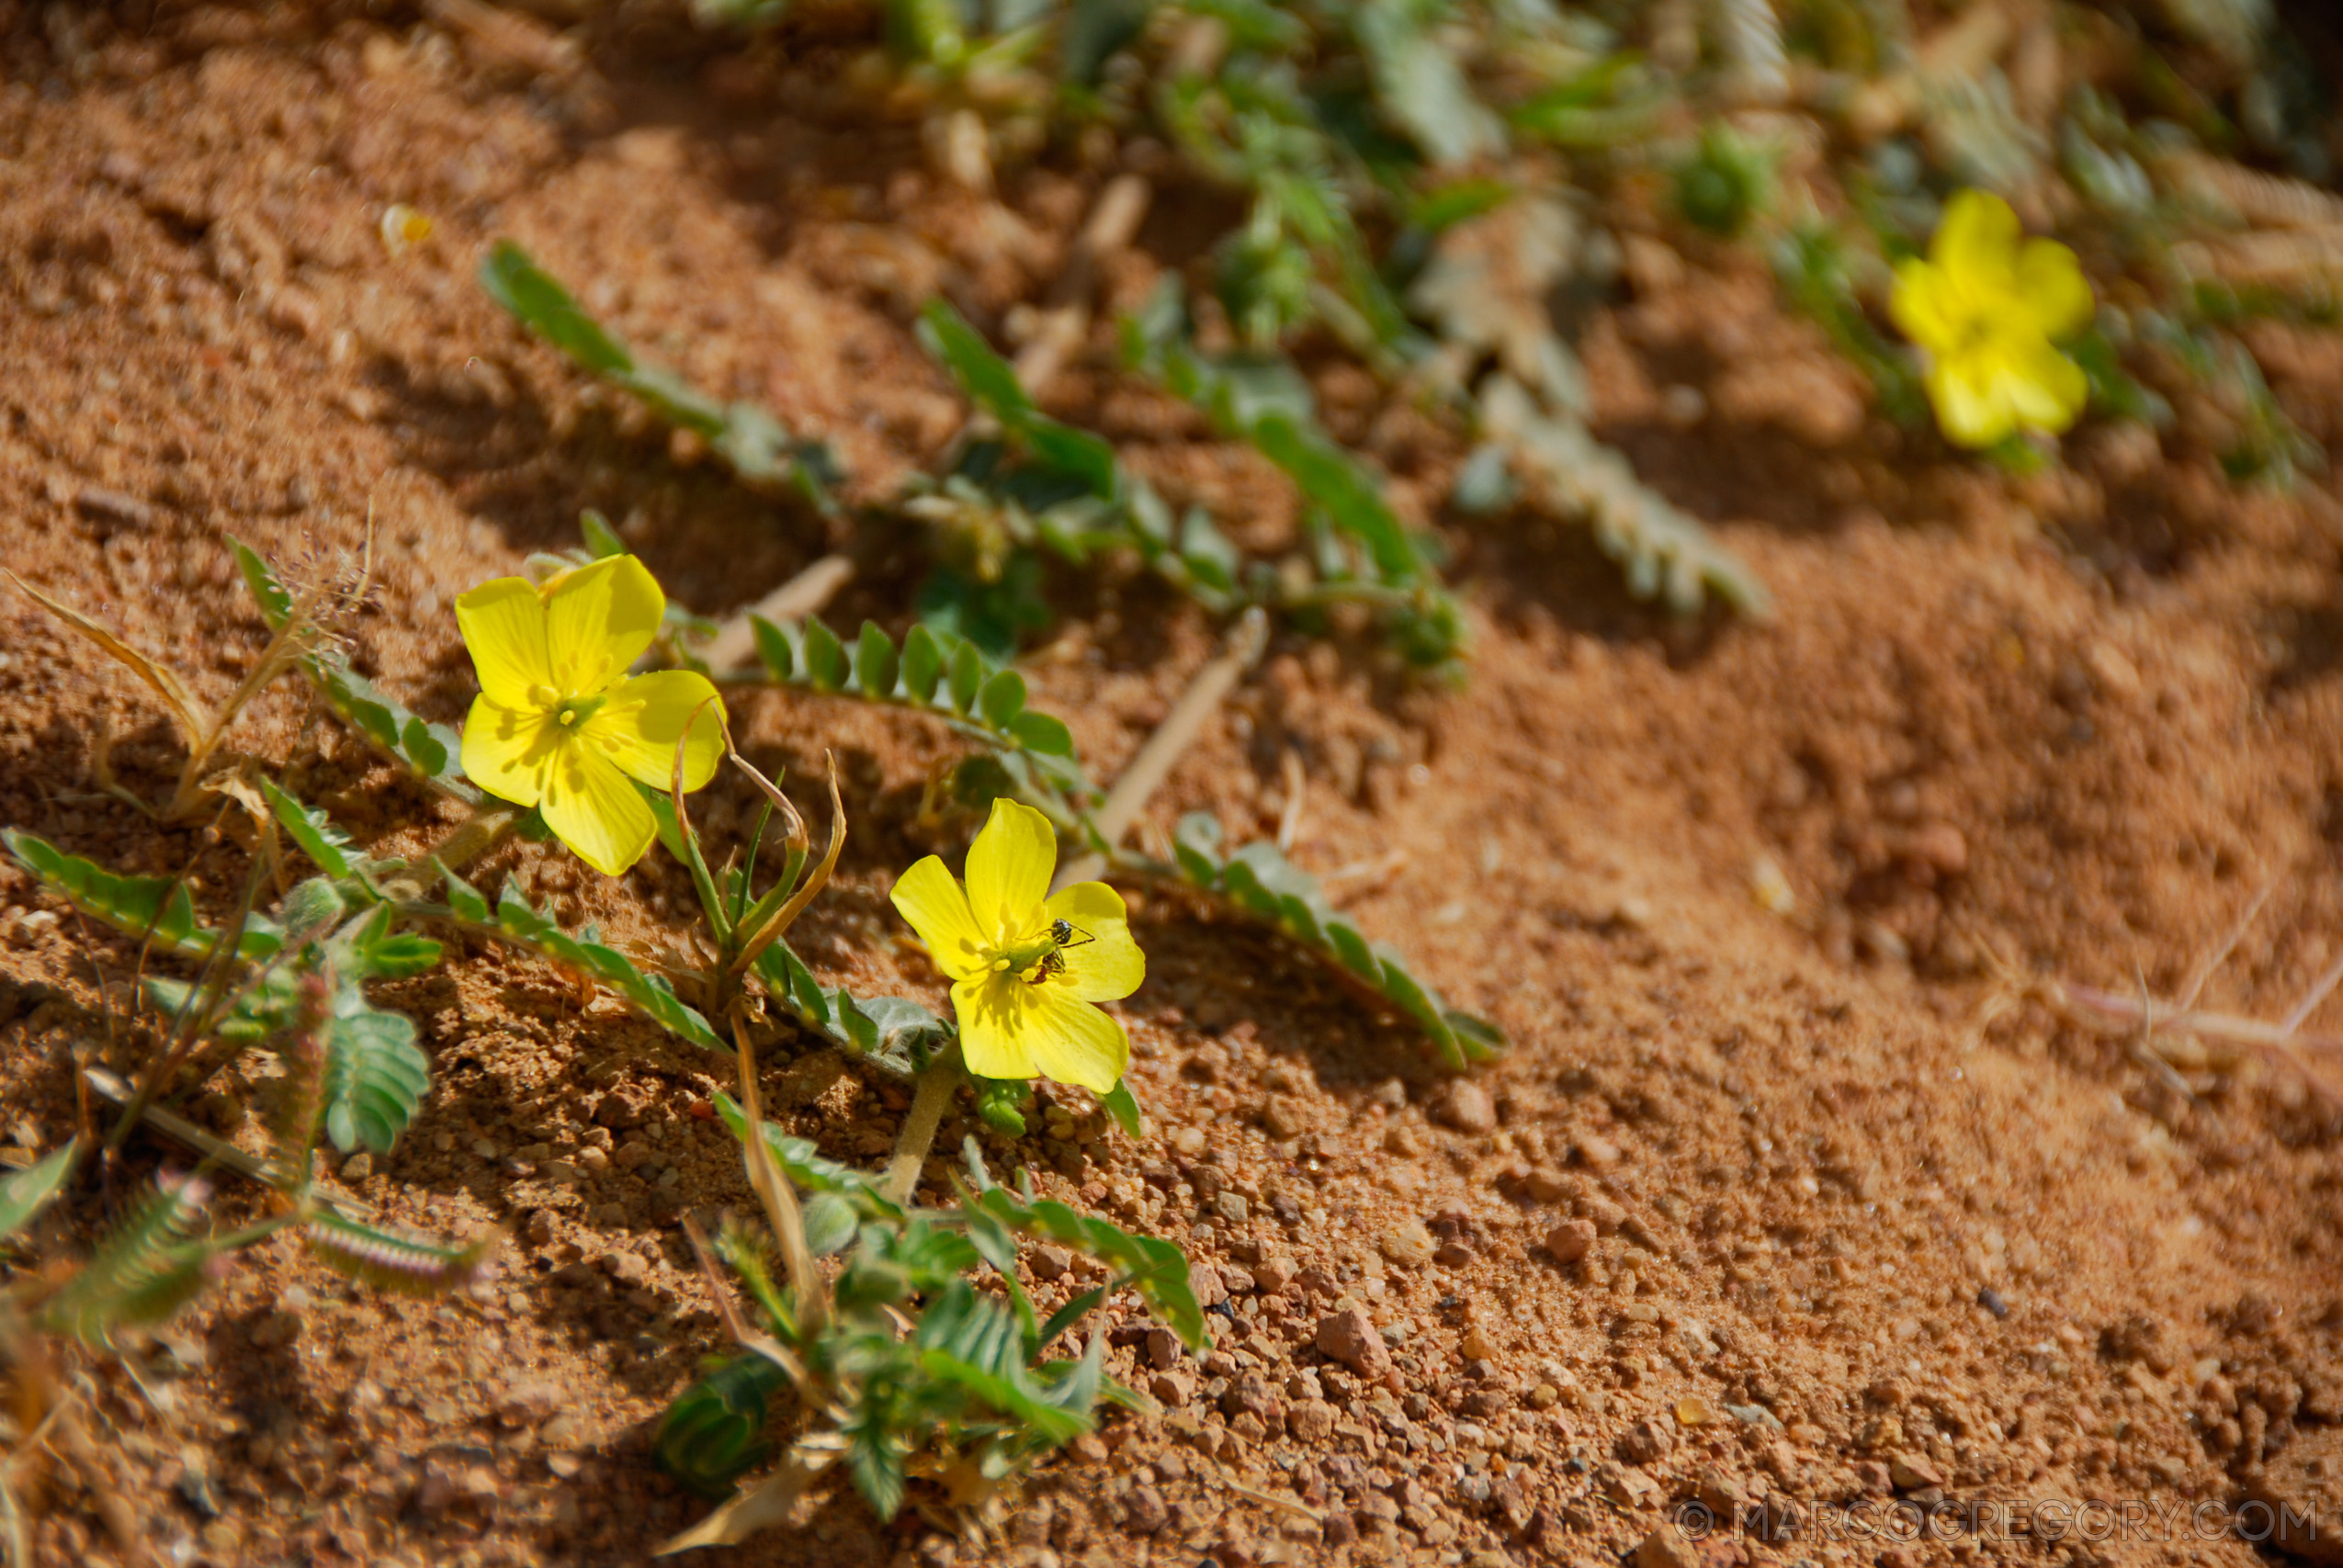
[550,694,606,729]
[990,920,1064,983]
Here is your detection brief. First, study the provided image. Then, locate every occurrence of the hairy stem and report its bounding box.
[882,1050,961,1206]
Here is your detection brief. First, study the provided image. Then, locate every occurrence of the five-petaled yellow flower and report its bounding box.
[457,555,724,877]
[889,799,1144,1093]
[1891,189,2094,450]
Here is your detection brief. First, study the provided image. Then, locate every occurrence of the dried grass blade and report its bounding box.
[731,753,843,976]
[656,1442,836,1554]
[3,570,212,744]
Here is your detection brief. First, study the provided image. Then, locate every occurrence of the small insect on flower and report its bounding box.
[456,555,724,877]
[1890,189,2094,450]
[889,799,1144,1093]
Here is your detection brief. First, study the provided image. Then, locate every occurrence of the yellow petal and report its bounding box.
[2016,237,2093,341]
[1998,335,2088,435]
[1045,881,1145,1002]
[1022,986,1131,1093]
[540,742,657,876]
[455,577,554,707]
[583,671,727,792]
[965,798,1057,939]
[954,974,1041,1080]
[1928,355,2017,450]
[892,856,990,981]
[1888,257,1958,355]
[544,555,664,699]
[1933,188,2020,284]
[459,694,560,808]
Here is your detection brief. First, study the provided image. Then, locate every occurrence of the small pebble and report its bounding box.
[1545,1219,1597,1263]
[1433,1080,1496,1134]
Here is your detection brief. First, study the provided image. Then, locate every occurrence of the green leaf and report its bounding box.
[321,988,430,1154]
[2,830,282,961]
[751,615,796,681]
[920,300,1033,423]
[579,508,629,558]
[442,867,490,924]
[900,625,944,703]
[916,1338,1089,1442]
[657,1352,788,1499]
[1099,1082,1142,1139]
[855,621,900,698]
[802,1191,860,1256]
[978,670,1026,729]
[262,780,356,878]
[920,300,1120,498]
[844,1409,909,1521]
[481,243,839,510]
[337,904,443,979]
[305,655,474,796]
[481,240,634,377]
[401,716,450,779]
[232,536,295,628]
[972,1075,1033,1137]
[801,618,850,690]
[947,641,985,714]
[1352,0,1504,165]
[1009,712,1073,756]
[0,1140,79,1240]
[968,1188,1207,1351]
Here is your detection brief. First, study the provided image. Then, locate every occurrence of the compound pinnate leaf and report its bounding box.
[968,1187,1207,1351]
[321,992,430,1155]
[657,1352,787,1498]
[1154,819,1501,1069]
[3,830,283,962]
[39,1174,214,1348]
[477,885,724,1053]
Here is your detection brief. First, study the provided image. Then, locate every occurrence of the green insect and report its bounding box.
[1023,919,1094,983]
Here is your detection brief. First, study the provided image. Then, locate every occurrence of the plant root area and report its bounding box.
[1,7,2340,1568]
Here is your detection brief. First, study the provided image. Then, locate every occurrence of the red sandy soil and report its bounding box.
[0,6,2338,1568]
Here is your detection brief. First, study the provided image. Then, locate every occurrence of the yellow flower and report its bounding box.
[1891,189,2094,449]
[889,799,1145,1093]
[457,555,724,877]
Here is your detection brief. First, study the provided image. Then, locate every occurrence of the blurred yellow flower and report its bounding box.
[457,555,724,876]
[889,799,1144,1093]
[1891,189,2093,449]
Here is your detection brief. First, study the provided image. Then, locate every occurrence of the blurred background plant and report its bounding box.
[644,0,2338,606]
